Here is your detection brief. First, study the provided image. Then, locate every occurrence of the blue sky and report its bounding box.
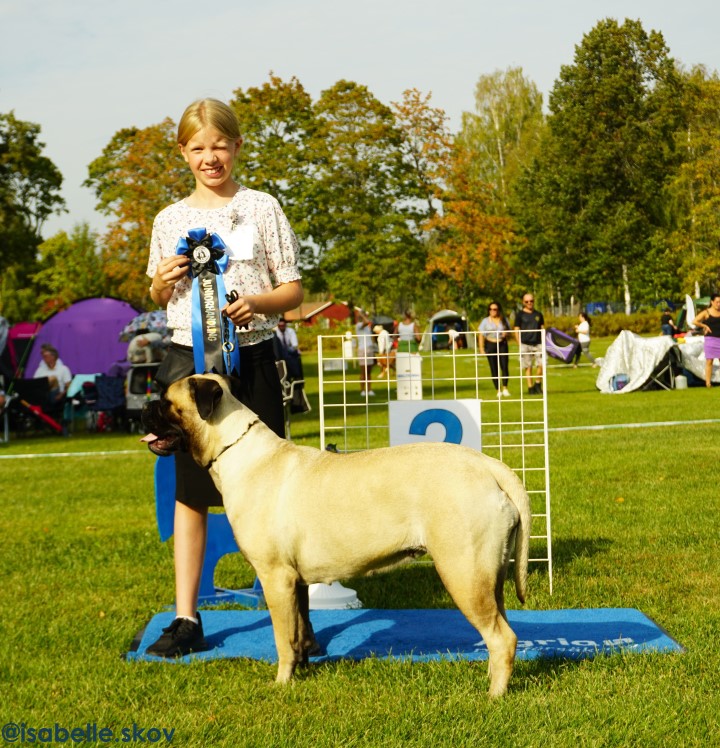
[2,0,718,238]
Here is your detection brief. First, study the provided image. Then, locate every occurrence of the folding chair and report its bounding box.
[86,375,127,432]
[546,328,581,363]
[641,347,682,391]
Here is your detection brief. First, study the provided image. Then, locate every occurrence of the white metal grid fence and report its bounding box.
[317,329,553,592]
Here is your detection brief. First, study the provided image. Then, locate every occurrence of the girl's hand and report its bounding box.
[153,255,190,292]
[222,295,257,327]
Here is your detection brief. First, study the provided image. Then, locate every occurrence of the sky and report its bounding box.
[2,0,719,239]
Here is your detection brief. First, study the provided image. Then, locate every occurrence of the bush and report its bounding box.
[546,311,663,337]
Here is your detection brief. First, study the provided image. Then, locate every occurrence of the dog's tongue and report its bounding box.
[140,433,158,443]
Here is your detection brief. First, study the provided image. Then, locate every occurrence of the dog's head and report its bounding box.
[141,373,250,467]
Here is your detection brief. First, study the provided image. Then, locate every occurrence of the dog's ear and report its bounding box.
[192,378,224,421]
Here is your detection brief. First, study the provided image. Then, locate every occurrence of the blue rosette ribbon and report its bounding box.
[175,228,240,377]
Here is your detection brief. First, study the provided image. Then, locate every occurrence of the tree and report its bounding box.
[84,119,191,307]
[458,67,544,213]
[425,142,519,315]
[0,112,65,241]
[32,223,105,315]
[665,66,720,296]
[230,74,316,251]
[0,112,65,321]
[307,80,424,311]
[511,18,686,309]
[391,88,453,222]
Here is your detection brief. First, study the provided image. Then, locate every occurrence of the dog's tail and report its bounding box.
[487,458,531,604]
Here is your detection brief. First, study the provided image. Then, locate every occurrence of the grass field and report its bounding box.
[2,338,719,747]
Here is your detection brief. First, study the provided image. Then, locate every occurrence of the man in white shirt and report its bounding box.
[33,344,72,403]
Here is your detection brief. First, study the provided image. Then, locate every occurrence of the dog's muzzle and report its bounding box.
[141,400,186,456]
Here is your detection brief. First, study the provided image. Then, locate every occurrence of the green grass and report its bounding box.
[2,338,719,747]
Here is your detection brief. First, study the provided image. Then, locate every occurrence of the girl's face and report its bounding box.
[179,126,241,190]
[489,305,499,317]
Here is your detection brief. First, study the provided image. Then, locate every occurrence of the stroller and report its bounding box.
[125,363,160,432]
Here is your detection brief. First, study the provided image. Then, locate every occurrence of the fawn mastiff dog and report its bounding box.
[142,374,531,697]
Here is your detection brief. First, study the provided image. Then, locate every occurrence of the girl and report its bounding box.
[692,293,720,387]
[145,98,304,657]
[479,301,511,397]
[397,310,421,353]
[572,311,597,367]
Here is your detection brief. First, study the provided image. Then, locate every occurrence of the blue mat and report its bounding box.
[126,608,683,663]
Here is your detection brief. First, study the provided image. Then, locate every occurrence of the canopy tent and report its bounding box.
[595,330,681,394]
[4,321,43,376]
[677,294,711,332]
[420,309,475,351]
[25,298,142,377]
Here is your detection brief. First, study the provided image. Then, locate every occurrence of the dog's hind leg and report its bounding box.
[434,562,517,698]
[296,582,320,664]
[259,567,305,683]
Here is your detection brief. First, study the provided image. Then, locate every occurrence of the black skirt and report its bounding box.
[156,339,284,508]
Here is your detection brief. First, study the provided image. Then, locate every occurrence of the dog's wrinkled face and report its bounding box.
[141,375,231,459]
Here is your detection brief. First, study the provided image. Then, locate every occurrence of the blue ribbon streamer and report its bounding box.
[175,228,240,376]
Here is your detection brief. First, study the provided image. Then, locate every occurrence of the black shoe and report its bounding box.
[145,613,208,657]
[528,383,538,395]
[536,382,543,395]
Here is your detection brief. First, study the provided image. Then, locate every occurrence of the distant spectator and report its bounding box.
[513,294,545,395]
[692,293,720,387]
[274,317,303,381]
[397,310,421,353]
[33,344,72,403]
[572,312,597,367]
[373,324,395,379]
[479,301,511,397]
[660,310,678,337]
[356,310,376,396]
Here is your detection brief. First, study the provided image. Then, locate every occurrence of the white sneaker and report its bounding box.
[502,388,511,397]
[367,390,376,396]
[497,389,503,398]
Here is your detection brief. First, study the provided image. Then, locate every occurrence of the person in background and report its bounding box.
[373,324,395,379]
[479,302,511,397]
[513,294,545,395]
[33,344,72,404]
[274,316,303,381]
[692,293,720,387]
[355,310,376,395]
[661,310,678,337]
[397,310,421,353]
[572,311,597,367]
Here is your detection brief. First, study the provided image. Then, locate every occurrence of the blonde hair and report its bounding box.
[177,98,240,145]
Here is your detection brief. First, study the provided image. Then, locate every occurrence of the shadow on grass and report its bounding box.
[346,550,574,610]
[348,563,451,609]
[294,647,588,697]
[551,536,613,569]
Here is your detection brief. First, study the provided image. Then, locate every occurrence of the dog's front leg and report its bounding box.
[260,567,304,683]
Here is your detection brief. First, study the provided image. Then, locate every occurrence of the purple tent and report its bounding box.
[26,297,143,377]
